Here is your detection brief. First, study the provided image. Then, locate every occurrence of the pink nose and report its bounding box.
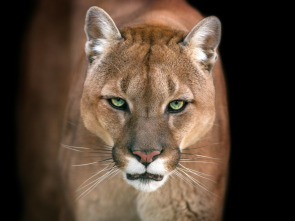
[132,151,161,163]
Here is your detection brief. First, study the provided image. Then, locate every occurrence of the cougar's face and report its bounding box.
[81,27,216,192]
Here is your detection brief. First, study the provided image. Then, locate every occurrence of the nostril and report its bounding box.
[148,151,161,162]
[132,151,161,163]
[151,152,160,161]
[133,153,141,162]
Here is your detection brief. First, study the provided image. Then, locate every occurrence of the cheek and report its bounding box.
[168,111,194,145]
[180,109,216,149]
[96,105,126,140]
[168,106,215,149]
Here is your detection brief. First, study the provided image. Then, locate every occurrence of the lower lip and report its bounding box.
[127,172,164,181]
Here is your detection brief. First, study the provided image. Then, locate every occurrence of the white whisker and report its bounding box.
[181,153,220,160]
[76,167,118,200]
[99,163,118,166]
[191,154,220,160]
[99,159,114,162]
[104,169,120,182]
[76,164,114,191]
[184,142,222,150]
[61,144,90,152]
[77,167,117,193]
[177,168,218,197]
[173,170,193,186]
[72,162,100,167]
[178,166,216,183]
[179,160,218,164]
[178,164,213,177]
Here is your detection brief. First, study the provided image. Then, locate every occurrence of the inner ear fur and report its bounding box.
[84,7,121,63]
[182,16,221,72]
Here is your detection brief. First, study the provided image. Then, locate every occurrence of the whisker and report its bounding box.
[77,166,117,193]
[99,163,118,166]
[76,164,114,191]
[181,153,220,160]
[61,144,90,152]
[177,168,219,198]
[173,170,186,182]
[178,164,213,177]
[173,170,195,186]
[87,151,112,154]
[177,165,216,183]
[90,146,113,151]
[184,142,221,150]
[103,169,120,183]
[96,158,113,162]
[61,143,113,153]
[101,143,113,148]
[179,160,219,164]
[88,148,113,151]
[79,156,114,162]
[76,167,118,200]
[72,162,100,167]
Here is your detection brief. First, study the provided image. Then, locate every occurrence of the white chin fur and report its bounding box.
[123,173,168,192]
[123,157,169,192]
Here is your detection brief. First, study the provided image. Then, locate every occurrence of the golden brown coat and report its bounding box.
[18,0,230,220]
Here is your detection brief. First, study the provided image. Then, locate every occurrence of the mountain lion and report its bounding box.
[18,0,230,220]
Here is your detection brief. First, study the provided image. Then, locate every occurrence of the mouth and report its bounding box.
[126,172,164,181]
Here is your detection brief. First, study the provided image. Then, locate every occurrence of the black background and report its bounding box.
[3,0,283,220]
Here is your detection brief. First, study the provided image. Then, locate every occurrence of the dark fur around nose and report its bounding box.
[132,150,161,164]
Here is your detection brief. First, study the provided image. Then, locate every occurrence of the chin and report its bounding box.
[123,173,169,192]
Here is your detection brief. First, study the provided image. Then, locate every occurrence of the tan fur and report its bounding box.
[18,0,230,220]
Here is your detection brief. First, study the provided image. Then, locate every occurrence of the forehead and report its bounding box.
[96,26,206,102]
[120,66,194,102]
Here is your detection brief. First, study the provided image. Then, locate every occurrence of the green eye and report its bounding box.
[109,98,127,110]
[111,98,125,107]
[168,100,186,112]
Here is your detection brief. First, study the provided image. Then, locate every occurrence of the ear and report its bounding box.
[84,7,122,63]
[182,16,221,73]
